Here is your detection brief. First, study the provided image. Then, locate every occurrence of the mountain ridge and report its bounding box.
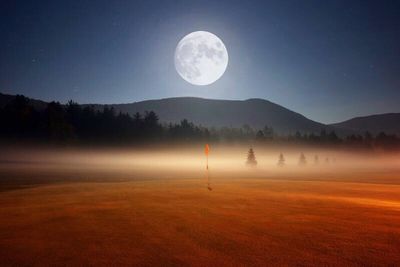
[1,92,399,135]
[331,113,400,135]
[84,96,328,134]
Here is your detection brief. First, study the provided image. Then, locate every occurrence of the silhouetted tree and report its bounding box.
[364,131,373,149]
[168,119,206,141]
[277,153,285,167]
[295,131,302,141]
[328,131,340,144]
[246,148,257,167]
[2,94,400,150]
[375,132,399,151]
[320,129,327,141]
[242,124,253,136]
[263,125,274,140]
[45,101,74,141]
[255,130,265,141]
[1,95,41,138]
[298,153,307,166]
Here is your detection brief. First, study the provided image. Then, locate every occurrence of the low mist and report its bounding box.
[1,144,398,182]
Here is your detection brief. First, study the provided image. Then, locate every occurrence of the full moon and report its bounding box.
[174,31,228,86]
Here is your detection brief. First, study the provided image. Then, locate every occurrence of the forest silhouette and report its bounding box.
[1,95,399,150]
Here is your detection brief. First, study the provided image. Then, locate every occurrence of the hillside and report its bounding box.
[0,93,341,134]
[331,113,400,135]
[0,93,48,110]
[88,97,329,134]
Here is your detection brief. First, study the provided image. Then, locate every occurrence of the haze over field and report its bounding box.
[1,146,400,266]
[1,145,399,196]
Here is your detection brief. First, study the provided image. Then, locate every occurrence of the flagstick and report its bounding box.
[205,144,212,190]
[206,153,211,190]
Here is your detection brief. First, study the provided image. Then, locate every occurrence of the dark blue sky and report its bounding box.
[1,0,399,123]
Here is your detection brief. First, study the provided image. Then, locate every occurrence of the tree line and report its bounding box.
[1,95,399,150]
[0,95,210,144]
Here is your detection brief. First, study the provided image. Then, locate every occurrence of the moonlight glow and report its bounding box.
[174,31,228,86]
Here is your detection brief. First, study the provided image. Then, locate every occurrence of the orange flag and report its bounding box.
[204,144,210,156]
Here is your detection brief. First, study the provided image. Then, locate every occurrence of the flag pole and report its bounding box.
[205,144,211,190]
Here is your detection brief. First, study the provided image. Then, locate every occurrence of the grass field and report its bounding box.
[0,147,399,266]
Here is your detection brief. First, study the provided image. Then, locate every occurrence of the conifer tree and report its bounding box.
[299,153,307,166]
[277,153,285,167]
[246,148,257,166]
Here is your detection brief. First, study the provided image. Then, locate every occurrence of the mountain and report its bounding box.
[331,113,400,135]
[0,93,15,108]
[87,97,330,134]
[0,93,48,110]
[0,93,330,134]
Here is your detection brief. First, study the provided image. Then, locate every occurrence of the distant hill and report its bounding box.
[9,92,400,135]
[86,97,330,134]
[331,113,400,135]
[0,93,47,110]
[0,93,15,108]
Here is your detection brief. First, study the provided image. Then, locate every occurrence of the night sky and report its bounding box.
[1,0,399,123]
